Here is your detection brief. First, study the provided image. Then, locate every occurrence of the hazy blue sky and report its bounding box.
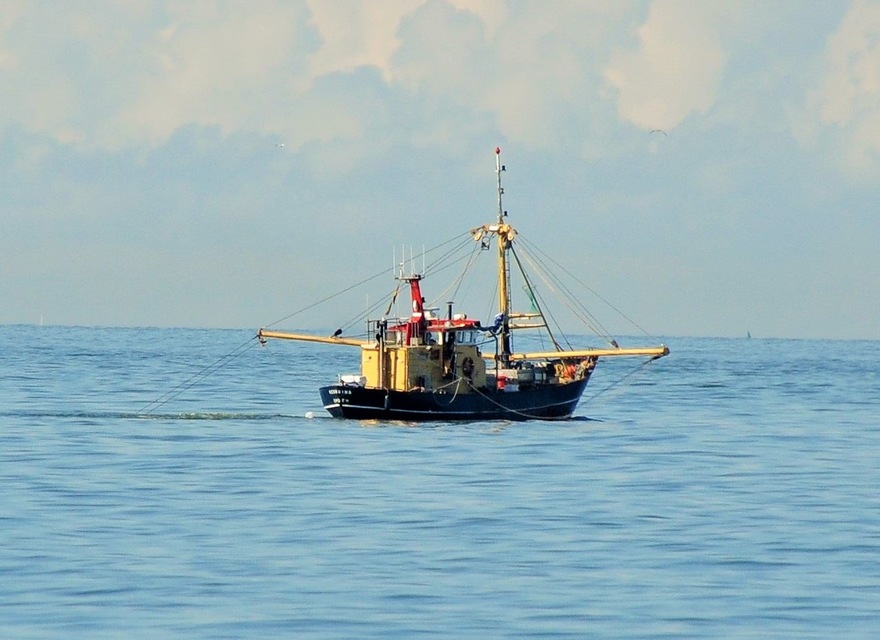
[2,0,878,339]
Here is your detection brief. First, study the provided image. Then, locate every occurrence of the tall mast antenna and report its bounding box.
[495,146,505,223]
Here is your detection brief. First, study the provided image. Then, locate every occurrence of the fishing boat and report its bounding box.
[258,148,668,420]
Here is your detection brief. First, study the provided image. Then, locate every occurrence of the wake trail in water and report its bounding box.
[0,410,311,421]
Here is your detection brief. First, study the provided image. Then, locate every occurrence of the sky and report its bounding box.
[1,0,879,340]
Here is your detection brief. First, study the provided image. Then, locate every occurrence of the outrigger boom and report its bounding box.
[257,329,367,348]
[505,345,669,362]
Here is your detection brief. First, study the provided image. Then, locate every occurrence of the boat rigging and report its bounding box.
[257,147,668,420]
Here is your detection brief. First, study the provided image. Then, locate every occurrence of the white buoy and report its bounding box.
[305,411,315,419]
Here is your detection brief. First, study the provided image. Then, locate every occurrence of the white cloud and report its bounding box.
[814,0,880,177]
[447,0,508,37]
[388,1,639,151]
[478,3,611,149]
[0,1,671,154]
[118,2,312,147]
[604,0,727,131]
[305,0,422,81]
[0,2,23,72]
[391,2,489,98]
[0,3,161,145]
[0,0,871,177]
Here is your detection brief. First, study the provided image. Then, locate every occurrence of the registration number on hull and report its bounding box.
[328,387,353,404]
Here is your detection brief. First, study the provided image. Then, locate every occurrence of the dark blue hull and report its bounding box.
[319,378,591,421]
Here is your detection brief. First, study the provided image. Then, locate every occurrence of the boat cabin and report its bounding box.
[355,274,488,393]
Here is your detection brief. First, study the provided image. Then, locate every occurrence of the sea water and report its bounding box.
[1,325,878,639]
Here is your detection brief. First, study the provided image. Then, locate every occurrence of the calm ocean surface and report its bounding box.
[1,325,878,639]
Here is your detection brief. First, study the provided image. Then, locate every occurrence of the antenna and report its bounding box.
[495,146,507,222]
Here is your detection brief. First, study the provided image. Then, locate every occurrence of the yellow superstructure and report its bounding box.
[360,342,487,392]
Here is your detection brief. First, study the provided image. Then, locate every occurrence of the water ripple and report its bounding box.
[1,328,879,639]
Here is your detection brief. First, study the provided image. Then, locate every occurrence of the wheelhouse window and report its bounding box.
[422,329,477,346]
[385,330,404,345]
